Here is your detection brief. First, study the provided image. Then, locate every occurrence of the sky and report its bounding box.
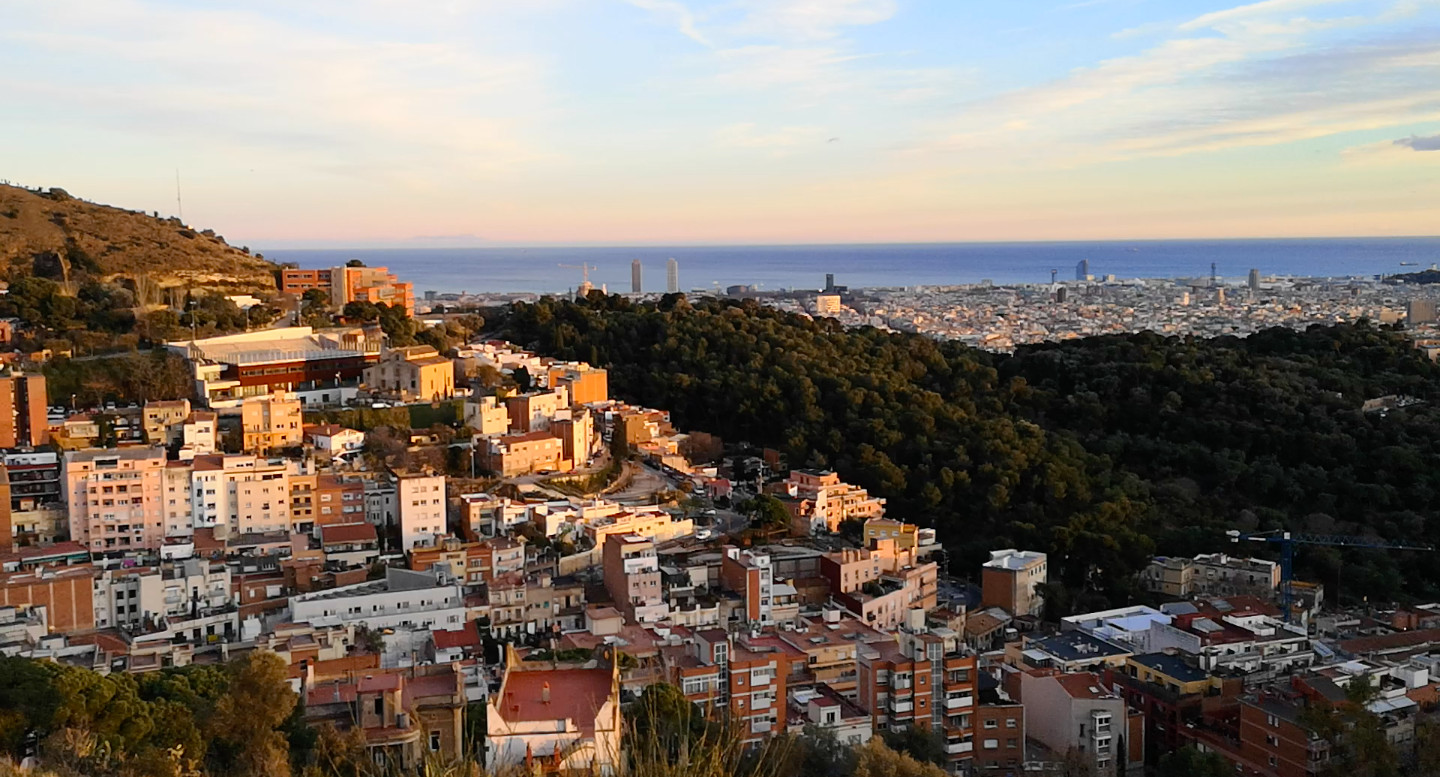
[3,0,1439,247]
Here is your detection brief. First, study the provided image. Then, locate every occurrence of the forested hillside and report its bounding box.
[500,294,1440,611]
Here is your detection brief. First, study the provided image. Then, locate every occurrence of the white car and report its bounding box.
[695,528,714,541]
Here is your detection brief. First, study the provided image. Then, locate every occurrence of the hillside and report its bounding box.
[0,184,277,292]
[499,295,1440,611]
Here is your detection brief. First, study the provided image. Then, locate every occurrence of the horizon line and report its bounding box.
[257,234,1440,252]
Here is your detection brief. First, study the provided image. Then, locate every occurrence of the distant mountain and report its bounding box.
[0,184,277,292]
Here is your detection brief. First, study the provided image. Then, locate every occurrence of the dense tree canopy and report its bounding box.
[500,294,1440,608]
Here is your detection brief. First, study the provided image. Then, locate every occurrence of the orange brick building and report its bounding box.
[0,564,96,633]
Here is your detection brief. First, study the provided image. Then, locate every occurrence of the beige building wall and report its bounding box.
[143,399,191,443]
[241,391,302,454]
[65,448,168,552]
[398,472,447,551]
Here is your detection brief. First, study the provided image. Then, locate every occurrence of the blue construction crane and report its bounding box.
[1226,530,1435,622]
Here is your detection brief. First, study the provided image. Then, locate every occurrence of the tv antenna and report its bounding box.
[175,169,184,223]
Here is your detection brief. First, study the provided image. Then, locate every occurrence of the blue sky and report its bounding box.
[3,0,1438,246]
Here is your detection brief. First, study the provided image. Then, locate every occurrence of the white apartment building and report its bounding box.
[289,567,465,631]
[178,454,299,536]
[397,471,447,551]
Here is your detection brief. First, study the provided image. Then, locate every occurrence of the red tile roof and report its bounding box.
[498,668,615,734]
[1055,672,1113,700]
[432,621,481,650]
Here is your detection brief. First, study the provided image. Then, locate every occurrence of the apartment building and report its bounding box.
[319,522,380,568]
[974,701,1028,772]
[856,618,981,772]
[783,469,885,533]
[0,563,96,633]
[6,450,64,547]
[546,363,608,406]
[668,628,800,745]
[463,396,510,436]
[142,399,191,443]
[603,534,667,624]
[778,614,883,695]
[410,536,525,586]
[981,548,1047,618]
[281,265,415,316]
[505,388,569,434]
[289,567,465,630]
[550,408,596,465]
[364,346,454,402]
[584,507,693,549]
[314,474,366,529]
[180,454,297,536]
[65,448,168,553]
[1018,670,1143,777]
[0,372,49,448]
[396,471,447,551]
[1142,553,1281,599]
[480,431,568,478]
[721,547,777,626]
[240,390,303,454]
[826,550,938,631]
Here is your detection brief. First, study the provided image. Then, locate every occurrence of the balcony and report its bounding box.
[945,741,973,755]
[890,699,914,714]
[945,695,973,710]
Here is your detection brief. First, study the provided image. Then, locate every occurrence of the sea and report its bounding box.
[259,237,1440,296]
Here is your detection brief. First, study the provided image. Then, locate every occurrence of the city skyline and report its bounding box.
[4,0,1438,247]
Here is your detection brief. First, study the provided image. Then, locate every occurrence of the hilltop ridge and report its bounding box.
[0,183,278,293]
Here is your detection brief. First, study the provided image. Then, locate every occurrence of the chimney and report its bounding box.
[542,681,551,703]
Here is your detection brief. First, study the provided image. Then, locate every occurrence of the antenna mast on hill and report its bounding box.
[175,169,184,223]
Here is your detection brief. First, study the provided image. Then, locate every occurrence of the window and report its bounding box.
[1006,718,1017,728]
[374,697,383,716]
[430,732,441,752]
[1266,734,1279,747]
[1266,714,1280,727]
[984,719,998,729]
[983,739,998,750]
[1268,755,1278,768]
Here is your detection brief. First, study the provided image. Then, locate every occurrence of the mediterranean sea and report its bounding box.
[261,237,1440,295]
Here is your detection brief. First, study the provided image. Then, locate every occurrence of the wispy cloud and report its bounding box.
[918,0,1440,171]
[626,0,711,47]
[728,0,898,41]
[0,0,559,185]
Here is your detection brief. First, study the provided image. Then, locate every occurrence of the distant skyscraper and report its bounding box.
[1076,259,1089,281]
[666,258,679,294]
[825,273,835,292]
[631,259,642,294]
[1408,299,1437,325]
[1248,268,1260,291]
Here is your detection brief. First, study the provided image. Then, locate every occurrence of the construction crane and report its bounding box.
[1226,529,1434,622]
[558,263,596,285]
